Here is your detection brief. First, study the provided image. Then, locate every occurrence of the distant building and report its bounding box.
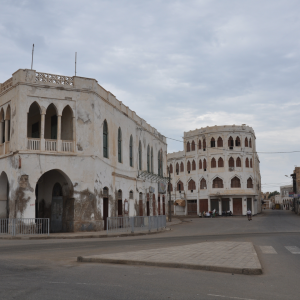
[167,125,261,216]
[276,185,293,210]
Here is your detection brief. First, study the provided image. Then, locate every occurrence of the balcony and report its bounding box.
[27,138,74,153]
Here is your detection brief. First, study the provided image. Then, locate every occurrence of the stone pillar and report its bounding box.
[229,197,233,213]
[0,121,3,155]
[57,115,62,151]
[219,199,222,215]
[72,116,76,152]
[4,119,8,143]
[40,113,45,151]
[208,196,211,211]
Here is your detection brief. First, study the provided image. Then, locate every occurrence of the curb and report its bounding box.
[0,227,170,240]
[76,256,262,275]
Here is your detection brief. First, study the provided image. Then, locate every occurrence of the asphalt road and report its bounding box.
[1,210,300,300]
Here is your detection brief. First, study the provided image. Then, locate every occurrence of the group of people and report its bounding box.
[199,209,233,218]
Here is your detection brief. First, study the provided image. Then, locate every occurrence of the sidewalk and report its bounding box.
[0,219,181,240]
[77,241,262,275]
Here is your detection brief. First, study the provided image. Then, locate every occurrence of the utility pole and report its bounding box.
[168,166,172,222]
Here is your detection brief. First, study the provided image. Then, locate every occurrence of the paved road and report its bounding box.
[1,210,300,300]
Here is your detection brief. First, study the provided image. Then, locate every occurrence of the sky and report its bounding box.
[1,0,299,192]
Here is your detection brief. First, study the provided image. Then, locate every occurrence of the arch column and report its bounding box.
[40,113,45,151]
[72,116,76,152]
[57,115,62,151]
[229,197,233,212]
[0,120,4,155]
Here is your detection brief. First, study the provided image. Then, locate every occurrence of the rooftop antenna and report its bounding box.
[75,52,77,76]
[31,44,34,70]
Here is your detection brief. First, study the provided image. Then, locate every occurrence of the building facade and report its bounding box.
[274,185,293,210]
[0,69,167,232]
[167,125,261,216]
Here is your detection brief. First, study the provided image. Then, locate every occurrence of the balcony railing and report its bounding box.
[0,77,13,93]
[27,138,40,150]
[45,140,57,152]
[62,141,73,152]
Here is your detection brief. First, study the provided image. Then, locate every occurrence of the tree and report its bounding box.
[268,191,280,199]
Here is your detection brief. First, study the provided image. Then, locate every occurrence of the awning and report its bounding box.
[175,199,186,207]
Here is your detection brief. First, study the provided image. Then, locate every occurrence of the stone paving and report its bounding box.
[78,241,262,275]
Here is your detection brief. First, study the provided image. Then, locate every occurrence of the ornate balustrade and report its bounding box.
[35,72,74,86]
[0,78,13,93]
[62,141,73,152]
[45,140,57,152]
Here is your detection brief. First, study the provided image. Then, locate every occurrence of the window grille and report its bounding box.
[245,137,248,147]
[186,141,190,152]
[188,179,196,190]
[218,157,224,168]
[247,178,253,188]
[203,159,207,169]
[177,181,183,191]
[217,137,223,147]
[180,162,184,172]
[211,138,215,148]
[211,158,216,168]
[129,191,133,199]
[213,177,223,188]
[245,158,249,168]
[229,157,234,168]
[199,159,202,169]
[236,157,241,167]
[200,178,207,189]
[235,136,241,147]
[228,136,233,148]
[191,140,195,151]
[192,160,196,171]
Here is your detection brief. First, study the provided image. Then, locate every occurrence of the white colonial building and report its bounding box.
[0,69,167,232]
[167,125,262,216]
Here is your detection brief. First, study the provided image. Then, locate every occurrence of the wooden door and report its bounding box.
[51,196,63,233]
[152,194,156,216]
[158,196,161,215]
[222,198,230,212]
[118,200,123,216]
[199,199,208,213]
[103,198,108,230]
[187,200,197,215]
[233,198,243,215]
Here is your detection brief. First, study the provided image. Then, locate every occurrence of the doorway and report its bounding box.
[247,198,252,211]
[51,183,63,233]
[233,198,243,215]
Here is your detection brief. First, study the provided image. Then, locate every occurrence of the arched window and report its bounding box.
[129,190,134,199]
[129,135,133,167]
[177,180,183,191]
[158,150,163,176]
[186,141,190,152]
[211,158,216,168]
[191,140,195,151]
[169,164,173,173]
[217,137,223,147]
[245,158,249,168]
[199,140,201,149]
[218,157,224,168]
[229,157,234,168]
[245,137,248,147]
[168,182,173,192]
[200,178,207,189]
[228,136,233,148]
[203,139,206,150]
[151,147,153,173]
[0,109,4,144]
[27,102,41,139]
[118,127,122,163]
[147,145,150,172]
[247,178,253,188]
[139,141,142,170]
[236,157,241,167]
[199,159,202,169]
[45,104,58,140]
[158,151,160,175]
[192,160,196,170]
[103,120,108,158]
[187,160,191,172]
[235,136,241,147]
[249,138,252,148]
[250,158,253,168]
[176,162,179,173]
[203,159,207,170]
[188,179,196,190]
[213,177,223,188]
[61,105,74,141]
[180,162,184,172]
[231,176,241,188]
[211,137,215,148]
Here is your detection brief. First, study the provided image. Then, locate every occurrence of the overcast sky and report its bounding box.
[1,0,299,192]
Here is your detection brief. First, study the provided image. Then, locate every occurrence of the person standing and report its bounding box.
[247,209,252,221]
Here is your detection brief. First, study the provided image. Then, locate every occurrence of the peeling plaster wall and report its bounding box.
[0,69,167,231]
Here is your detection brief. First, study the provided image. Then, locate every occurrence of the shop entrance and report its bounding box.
[187,200,197,215]
[233,198,243,215]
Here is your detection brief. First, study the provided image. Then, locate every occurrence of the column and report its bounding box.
[208,196,211,211]
[4,119,8,154]
[57,115,62,151]
[0,121,3,155]
[40,113,45,151]
[219,199,222,215]
[72,116,76,152]
[229,197,233,213]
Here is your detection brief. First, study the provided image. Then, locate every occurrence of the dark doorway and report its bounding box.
[163,196,165,215]
[211,199,219,212]
[139,200,143,216]
[51,183,63,233]
[187,200,197,215]
[233,198,243,215]
[118,200,123,216]
[222,198,230,212]
[103,198,109,230]
[51,115,57,139]
[152,194,156,216]
[32,122,40,138]
[158,195,161,215]
[147,201,150,216]
[199,199,208,213]
[247,198,252,211]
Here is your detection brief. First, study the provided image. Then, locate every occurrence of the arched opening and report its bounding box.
[169,164,173,173]
[247,178,253,188]
[176,162,179,174]
[245,137,248,147]
[0,109,5,147]
[147,145,150,172]
[186,141,190,152]
[61,105,73,141]
[218,157,224,168]
[0,172,9,219]
[158,149,163,176]
[249,138,252,148]
[229,157,234,168]
[103,120,108,158]
[177,180,184,192]
[211,158,216,168]
[250,159,253,168]
[192,160,196,170]
[139,192,143,216]
[236,157,241,167]
[199,159,202,169]
[139,141,142,170]
[211,137,215,148]
[35,169,73,233]
[27,102,41,139]
[151,147,153,173]
[200,178,206,189]
[191,140,195,151]
[5,105,11,142]
[228,136,233,148]
[235,136,241,147]
[198,140,201,149]
[203,159,207,170]
[187,160,191,172]
[188,179,196,191]
[217,137,223,147]
[118,189,122,216]
[168,182,173,192]
[118,127,122,163]
[245,158,249,168]
[180,162,184,172]
[45,104,58,140]
[212,177,223,188]
[203,139,206,150]
[231,176,241,188]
